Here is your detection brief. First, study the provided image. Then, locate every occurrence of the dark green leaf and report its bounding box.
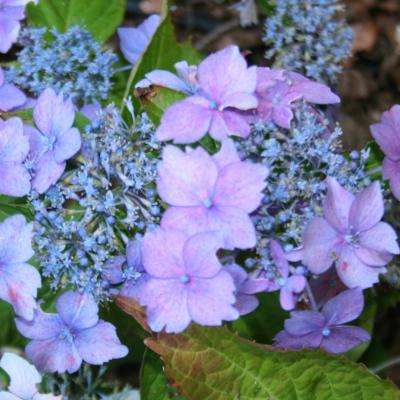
[26,0,126,42]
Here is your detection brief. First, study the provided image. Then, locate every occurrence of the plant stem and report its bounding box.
[305,281,318,311]
[371,356,400,374]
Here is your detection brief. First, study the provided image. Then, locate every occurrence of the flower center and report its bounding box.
[203,198,213,209]
[344,232,360,247]
[42,134,57,152]
[59,326,75,343]
[322,328,331,337]
[277,277,286,287]
[179,274,190,284]
[209,100,218,110]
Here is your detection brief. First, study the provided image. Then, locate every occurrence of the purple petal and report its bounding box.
[157,145,217,206]
[213,160,268,213]
[1,262,41,321]
[256,67,285,93]
[56,291,99,330]
[141,227,186,278]
[284,310,325,335]
[144,70,190,93]
[126,237,144,272]
[336,246,385,289]
[0,83,26,111]
[323,177,354,233]
[279,286,297,311]
[34,89,74,136]
[224,263,248,288]
[209,110,251,141]
[0,163,30,197]
[187,271,238,325]
[119,274,148,301]
[212,139,240,170]
[16,310,62,340]
[322,288,364,325]
[25,339,82,374]
[31,152,65,194]
[287,275,306,293]
[101,256,125,285]
[161,205,257,250]
[138,14,160,37]
[383,157,400,200]
[74,321,128,364]
[234,293,259,316]
[0,215,34,263]
[53,127,81,163]
[156,98,212,144]
[220,92,258,110]
[198,46,256,104]
[321,326,370,354]
[0,117,29,162]
[274,330,322,350]
[183,231,223,278]
[301,217,338,274]
[272,106,293,129]
[240,277,269,294]
[349,181,384,232]
[0,15,20,54]
[270,240,289,278]
[139,278,191,333]
[118,28,148,65]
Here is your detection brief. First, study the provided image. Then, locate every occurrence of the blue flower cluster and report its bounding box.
[31,107,161,300]
[263,0,353,83]
[6,27,118,106]
[239,103,370,269]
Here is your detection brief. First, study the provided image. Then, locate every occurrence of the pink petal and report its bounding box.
[301,217,338,274]
[322,288,364,325]
[183,231,223,278]
[323,177,355,233]
[256,67,285,93]
[212,139,240,170]
[74,321,128,364]
[161,205,257,250]
[220,92,258,110]
[336,246,385,289]
[383,157,400,200]
[156,98,212,144]
[198,46,256,103]
[157,145,217,206]
[141,227,186,278]
[25,339,82,374]
[213,161,267,213]
[349,181,384,232]
[272,106,293,129]
[139,278,191,333]
[56,291,98,330]
[209,110,251,141]
[187,271,238,325]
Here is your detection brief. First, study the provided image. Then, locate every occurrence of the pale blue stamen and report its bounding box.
[59,326,74,343]
[277,277,286,287]
[203,198,213,209]
[322,328,331,337]
[180,274,190,284]
[209,100,217,110]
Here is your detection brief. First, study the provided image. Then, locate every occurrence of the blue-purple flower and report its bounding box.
[0,215,40,321]
[16,291,128,374]
[0,67,26,111]
[26,88,81,194]
[274,288,370,353]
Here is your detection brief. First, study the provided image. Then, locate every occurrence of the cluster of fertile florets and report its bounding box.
[6,26,118,106]
[263,0,353,83]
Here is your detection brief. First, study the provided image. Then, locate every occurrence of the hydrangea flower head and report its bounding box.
[370,105,400,200]
[26,88,81,194]
[299,177,399,288]
[250,67,340,129]
[158,140,268,249]
[156,46,258,143]
[225,263,268,315]
[0,352,61,399]
[16,291,128,374]
[267,240,306,310]
[0,117,31,197]
[136,61,199,95]
[139,227,239,333]
[118,14,160,65]
[0,67,26,111]
[274,288,370,353]
[0,215,40,321]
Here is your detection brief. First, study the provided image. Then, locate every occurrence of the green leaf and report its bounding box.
[123,0,202,110]
[0,195,33,221]
[141,348,187,400]
[0,301,26,348]
[135,85,187,126]
[146,325,400,400]
[26,0,126,42]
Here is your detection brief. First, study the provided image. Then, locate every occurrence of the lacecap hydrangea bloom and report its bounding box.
[158,140,268,249]
[156,45,258,143]
[275,288,370,353]
[0,352,61,399]
[138,228,239,333]
[296,177,399,289]
[6,26,118,106]
[370,105,400,201]
[263,0,353,84]
[118,14,160,65]
[16,291,128,374]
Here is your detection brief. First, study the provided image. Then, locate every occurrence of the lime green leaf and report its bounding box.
[123,0,202,110]
[135,85,187,126]
[146,325,400,400]
[365,141,384,172]
[26,0,126,42]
